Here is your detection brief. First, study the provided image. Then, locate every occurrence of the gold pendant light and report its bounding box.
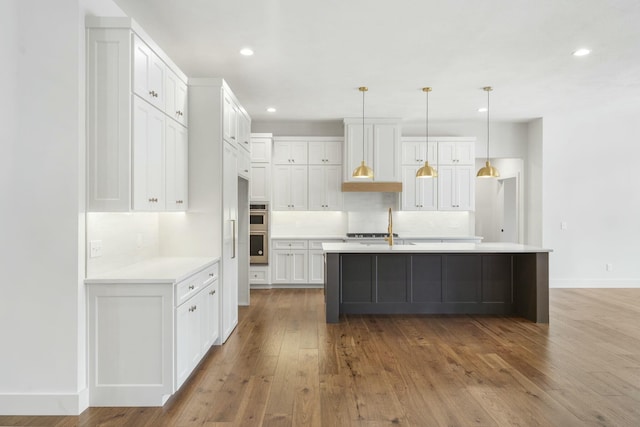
[416,87,438,178]
[477,86,500,178]
[352,86,374,179]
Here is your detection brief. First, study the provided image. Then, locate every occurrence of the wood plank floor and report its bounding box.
[2,288,640,426]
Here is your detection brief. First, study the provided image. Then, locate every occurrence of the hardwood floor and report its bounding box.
[2,288,640,426]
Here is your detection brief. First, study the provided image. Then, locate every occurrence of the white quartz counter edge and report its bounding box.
[322,242,552,253]
[85,257,219,284]
[270,235,483,240]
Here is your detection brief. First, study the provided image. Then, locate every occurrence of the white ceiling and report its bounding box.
[112,0,640,125]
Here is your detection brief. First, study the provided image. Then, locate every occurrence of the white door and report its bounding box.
[456,166,475,210]
[498,177,519,243]
[272,165,292,210]
[372,124,400,181]
[272,251,290,283]
[401,167,419,211]
[437,166,455,210]
[222,142,238,342]
[308,166,325,210]
[290,250,308,284]
[290,166,308,210]
[324,165,342,210]
[250,164,271,202]
[133,36,165,110]
[309,251,325,284]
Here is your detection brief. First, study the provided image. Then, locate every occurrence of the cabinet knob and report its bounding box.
[231,136,236,140]
[188,284,195,290]
[209,273,214,277]
[209,290,216,295]
[148,197,158,203]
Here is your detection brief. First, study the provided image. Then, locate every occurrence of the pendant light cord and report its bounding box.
[426,89,429,152]
[486,88,490,161]
[362,88,365,161]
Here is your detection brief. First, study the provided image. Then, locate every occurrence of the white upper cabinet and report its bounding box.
[308,165,342,210]
[133,35,166,110]
[401,166,437,211]
[165,69,188,126]
[438,141,474,165]
[165,119,188,210]
[401,140,437,165]
[237,111,251,152]
[273,140,308,164]
[250,134,272,163]
[308,139,342,164]
[223,91,240,145]
[272,165,308,210]
[87,18,189,212]
[438,165,475,210]
[344,120,401,182]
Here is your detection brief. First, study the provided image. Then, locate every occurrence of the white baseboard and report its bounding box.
[550,279,640,288]
[0,388,89,415]
[250,283,323,289]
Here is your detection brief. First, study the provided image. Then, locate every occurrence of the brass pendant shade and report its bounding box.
[416,87,438,178]
[353,160,374,178]
[352,86,374,179]
[477,86,500,178]
[477,160,499,178]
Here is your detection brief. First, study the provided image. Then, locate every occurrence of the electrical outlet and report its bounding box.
[89,240,103,258]
[606,263,613,272]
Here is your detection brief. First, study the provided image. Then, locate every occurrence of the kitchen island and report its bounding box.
[322,243,551,323]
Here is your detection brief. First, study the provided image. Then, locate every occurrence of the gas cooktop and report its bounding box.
[346,233,399,238]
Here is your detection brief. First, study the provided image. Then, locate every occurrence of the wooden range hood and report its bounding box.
[341,182,403,192]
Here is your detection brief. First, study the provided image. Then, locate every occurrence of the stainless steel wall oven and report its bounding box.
[249,204,268,264]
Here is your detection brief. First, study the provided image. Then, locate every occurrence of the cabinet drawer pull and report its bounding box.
[209,273,215,277]
[209,290,216,295]
[231,136,236,140]
[188,284,195,290]
[148,197,158,203]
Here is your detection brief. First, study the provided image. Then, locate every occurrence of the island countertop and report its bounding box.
[322,242,552,253]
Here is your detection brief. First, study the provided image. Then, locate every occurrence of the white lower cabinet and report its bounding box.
[249,265,270,286]
[271,240,308,284]
[87,260,219,407]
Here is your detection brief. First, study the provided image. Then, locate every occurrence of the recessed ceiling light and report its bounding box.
[478,107,488,113]
[266,107,276,113]
[240,48,254,56]
[572,48,591,57]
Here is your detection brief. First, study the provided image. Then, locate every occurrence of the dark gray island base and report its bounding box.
[324,249,549,323]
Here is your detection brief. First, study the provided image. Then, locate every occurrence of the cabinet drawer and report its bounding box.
[176,263,219,306]
[272,240,308,250]
[249,268,268,284]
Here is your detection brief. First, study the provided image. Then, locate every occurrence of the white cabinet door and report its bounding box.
[273,165,308,210]
[290,166,308,210]
[272,251,290,283]
[308,140,342,164]
[438,165,474,210]
[237,112,251,152]
[290,250,308,284]
[222,142,238,342]
[272,165,292,210]
[250,164,271,202]
[309,250,325,284]
[133,96,165,211]
[401,141,437,165]
[372,123,400,181]
[176,296,201,389]
[345,123,374,182]
[309,165,342,211]
[202,281,219,350]
[438,141,475,165]
[165,70,187,126]
[165,120,188,211]
[401,166,419,211]
[273,140,308,164]
[133,35,165,110]
[238,148,250,179]
[250,137,271,163]
[223,92,238,144]
[455,166,475,210]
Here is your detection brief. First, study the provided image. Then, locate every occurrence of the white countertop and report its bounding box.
[85,257,219,284]
[270,235,482,240]
[322,242,552,253]
[271,235,346,240]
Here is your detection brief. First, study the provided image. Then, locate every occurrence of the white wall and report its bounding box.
[543,105,640,287]
[0,0,125,416]
[527,119,543,246]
